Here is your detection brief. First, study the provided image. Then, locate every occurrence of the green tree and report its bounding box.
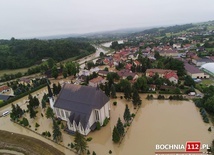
[105,83,110,97]
[116,118,124,137]
[51,65,58,79]
[184,75,195,87]
[110,84,116,98]
[62,67,68,78]
[123,104,131,124]
[22,117,29,127]
[74,131,88,155]
[112,126,120,143]
[132,88,141,107]
[124,82,132,100]
[99,52,105,58]
[42,99,46,109]
[52,120,62,143]
[204,95,214,113]
[47,58,55,69]
[87,61,95,70]
[46,107,54,119]
[29,106,37,119]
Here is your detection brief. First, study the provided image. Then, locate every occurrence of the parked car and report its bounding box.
[2,110,10,117]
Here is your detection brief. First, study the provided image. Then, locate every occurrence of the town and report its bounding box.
[0,21,214,155]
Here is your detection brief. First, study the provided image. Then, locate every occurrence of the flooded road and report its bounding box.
[0,90,213,155]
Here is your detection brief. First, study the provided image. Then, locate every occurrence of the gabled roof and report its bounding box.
[0,86,10,92]
[54,84,109,129]
[0,94,13,101]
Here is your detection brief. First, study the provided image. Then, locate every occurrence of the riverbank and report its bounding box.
[0,130,65,155]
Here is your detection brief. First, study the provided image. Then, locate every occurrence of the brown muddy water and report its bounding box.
[0,90,213,155]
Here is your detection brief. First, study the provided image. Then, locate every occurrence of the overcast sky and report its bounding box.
[0,0,213,39]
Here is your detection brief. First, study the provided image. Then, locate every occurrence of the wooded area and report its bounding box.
[0,38,96,69]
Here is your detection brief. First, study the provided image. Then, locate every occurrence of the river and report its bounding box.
[102,40,124,48]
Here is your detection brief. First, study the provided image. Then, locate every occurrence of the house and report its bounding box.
[0,94,13,101]
[149,85,156,91]
[165,72,178,84]
[0,86,11,94]
[146,69,177,78]
[125,63,132,70]
[53,84,110,135]
[117,69,138,80]
[184,63,209,79]
[89,76,105,87]
[192,58,213,67]
[98,70,109,77]
[159,50,178,57]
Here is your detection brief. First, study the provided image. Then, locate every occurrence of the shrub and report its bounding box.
[22,117,29,127]
[131,113,135,117]
[113,101,117,106]
[87,150,90,155]
[61,123,65,129]
[92,151,96,155]
[47,131,51,137]
[120,96,123,99]
[208,127,212,132]
[35,123,40,128]
[86,137,93,142]
[96,122,101,130]
[109,150,112,154]
[103,118,109,126]
[70,143,74,148]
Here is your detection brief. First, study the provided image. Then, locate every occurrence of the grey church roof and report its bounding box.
[54,84,109,129]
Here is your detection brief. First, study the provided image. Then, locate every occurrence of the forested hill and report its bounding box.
[0,38,96,70]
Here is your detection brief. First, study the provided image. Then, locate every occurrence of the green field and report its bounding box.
[201,79,214,85]
[0,67,30,77]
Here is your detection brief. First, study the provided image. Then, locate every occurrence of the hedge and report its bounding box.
[0,83,47,108]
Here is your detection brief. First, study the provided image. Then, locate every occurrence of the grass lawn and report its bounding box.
[0,130,64,155]
[0,68,30,77]
[201,79,214,85]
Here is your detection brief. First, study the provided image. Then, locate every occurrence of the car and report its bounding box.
[2,111,10,117]
[196,94,202,97]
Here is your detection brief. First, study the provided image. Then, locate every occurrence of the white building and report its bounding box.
[53,84,110,135]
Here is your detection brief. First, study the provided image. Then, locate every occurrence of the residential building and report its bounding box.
[146,69,178,84]
[184,63,209,79]
[0,86,11,94]
[53,84,110,135]
[117,69,138,80]
[89,76,105,87]
[192,58,213,67]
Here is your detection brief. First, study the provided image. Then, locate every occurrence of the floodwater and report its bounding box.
[102,40,124,48]
[0,90,213,155]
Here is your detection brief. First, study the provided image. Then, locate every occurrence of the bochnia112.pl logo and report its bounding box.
[155,141,211,154]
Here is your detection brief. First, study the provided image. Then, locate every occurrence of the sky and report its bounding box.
[0,0,214,39]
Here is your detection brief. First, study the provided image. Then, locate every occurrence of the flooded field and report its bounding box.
[0,89,213,155]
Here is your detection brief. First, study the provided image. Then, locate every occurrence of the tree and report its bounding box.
[53,83,58,95]
[29,106,37,119]
[52,65,58,79]
[22,117,29,127]
[116,118,124,137]
[204,95,214,113]
[110,84,116,98]
[86,61,95,70]
[47,58,55,69]
[105,83,110,97]
[112,126,120,143]
[10,104,23,120]
[52,119,62,143]
[132,88,141,107]
[62,67,68,78]
[99,52,105,58]
[184,75,195,87]
[46,107,54,119]
[42,99,46,109]
[123,82,132,100]
[74,131,88,155]
[123,104,131,124]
